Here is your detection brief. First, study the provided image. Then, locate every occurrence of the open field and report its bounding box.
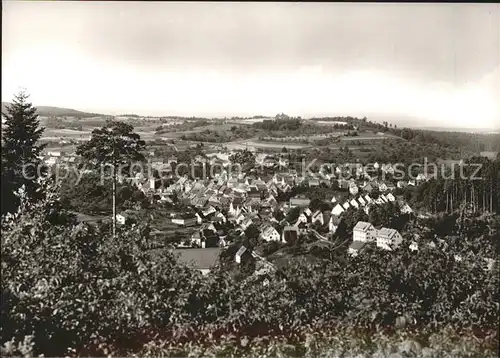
[307,120,349,126]
[38,116,402,155]
[261,131,346,142]
[226,117,272,125]
[340,131,401,141]
[225,139,312,151]
[42,128,92,141]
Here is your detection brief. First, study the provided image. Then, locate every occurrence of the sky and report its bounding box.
[2,2,500,129]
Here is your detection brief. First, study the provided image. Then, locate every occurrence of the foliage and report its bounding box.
[180,126,257,142]
[1,183,498,357]
[285,207,301,224]
[229,149,256,167]
[1,91,46,215]
[58,170,149,215]
[368,202,410,230]
[341,207,369,233]
[76,120,146,172]
[155,119,210,134]
[411,156,499,214]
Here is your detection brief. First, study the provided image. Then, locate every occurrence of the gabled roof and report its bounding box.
[261,225,278,237]
[311,210,323,220]
[353,221,375,232]
[377,227,400,240]
[332,203,344,214]
[349,241,367,251]
[175,248,221,269]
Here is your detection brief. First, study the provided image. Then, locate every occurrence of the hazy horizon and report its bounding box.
[2,2,499,129]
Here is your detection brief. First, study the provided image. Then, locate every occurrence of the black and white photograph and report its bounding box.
[1,2,499,357]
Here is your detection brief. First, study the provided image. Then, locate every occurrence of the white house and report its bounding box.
[265,195,278,208]
[358,196,367,206]
[190,232,203,247]
[379,183,388,192]
[149,178,156,190]
[331,203,344,216]
[260,226,281,242]
[235,246,248,264]
[400,203,413,214]
[329,215,342,234]
[342,202,350,210]
[349,184,359,196]
[202,206,217,217]
[381,164,395,175]
[386,193,396,202]
[229,202,241,217]
[214,212,227,223]
[380,194,389,203]
[352,221,376,242]
[171,215,198,227]
[376,228,403,250]
[279,157,289,167]
[47,150,62,157]
[397,180,407,189]
[349,198,359,209]
[311,210,324,225]
[364,194,373,203]
[240,218,253,231]
[330,195,338,203]
[294,212,309,227]
[374,197,385,205]
[116,213,127,225]
[416,173,427,182]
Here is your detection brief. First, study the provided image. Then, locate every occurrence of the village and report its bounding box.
[80,149,424,268]
[41,144,498,281]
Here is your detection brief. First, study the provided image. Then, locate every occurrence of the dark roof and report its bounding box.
[349,241,367,250]
[71,211,105,223]
[174,248,222,269]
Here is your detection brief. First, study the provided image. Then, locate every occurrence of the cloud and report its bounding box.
[2,2,499,128]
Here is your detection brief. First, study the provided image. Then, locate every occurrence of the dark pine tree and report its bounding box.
[1,91,46,215]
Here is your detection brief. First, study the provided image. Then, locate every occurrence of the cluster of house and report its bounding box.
[330,192,413,217]
[42,150,77,166]
[348,221,405,256]
[161,172,298,246]
[106,149,425,247]
[139,164,416,248]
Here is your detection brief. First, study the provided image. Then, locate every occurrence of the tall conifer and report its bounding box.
[1,91,46,214]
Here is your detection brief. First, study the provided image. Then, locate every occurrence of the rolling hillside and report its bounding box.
[1,102,104,118]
